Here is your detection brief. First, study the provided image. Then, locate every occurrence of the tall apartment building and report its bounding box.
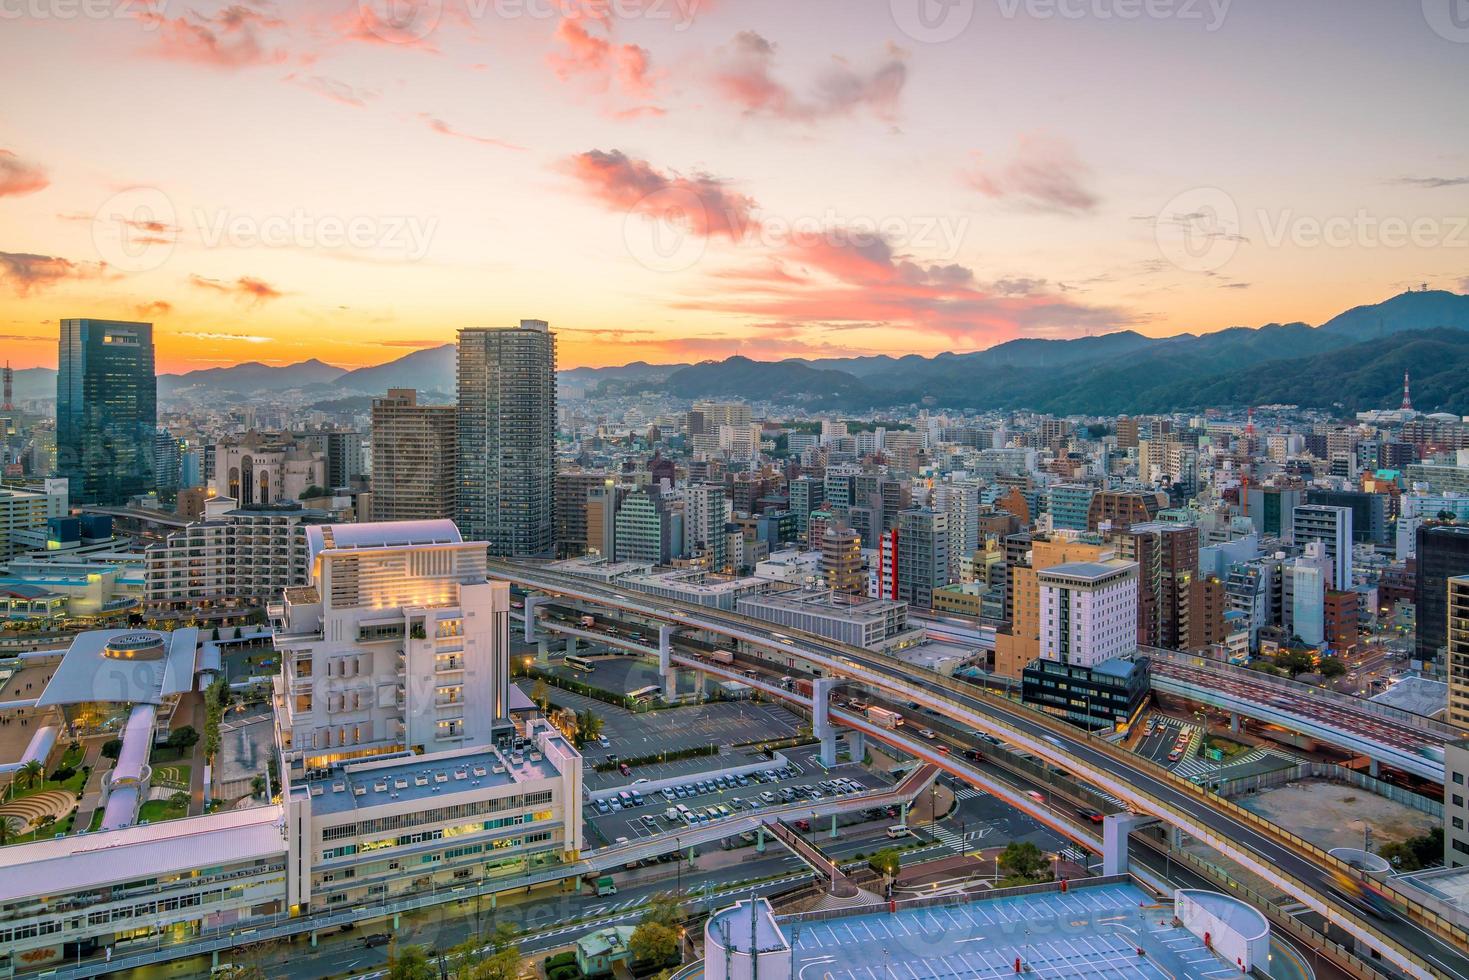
[555,469,611,558]
[457,321,557,557]
[1116,522,1199,651]
[995,534,1112,678]
[57,318,157,505]
[820,525,864,594]
[614,489,674,565]
[1049,484,1095,532]
[686,483,729,571]
[371,389,457,522]
[933,481,979,579]
[788,475,817,537]
[1292,504,1353,589]
[1417,523,1469,672]
[145,499,331,611]
[0,478,67,561]
[1037,559,1139,668]
[895,507,948,609]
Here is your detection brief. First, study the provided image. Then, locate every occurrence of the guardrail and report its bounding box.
[497,563,1468,979]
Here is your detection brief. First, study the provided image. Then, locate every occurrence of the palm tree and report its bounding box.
[573,709,604,748]
[17,760,44,791]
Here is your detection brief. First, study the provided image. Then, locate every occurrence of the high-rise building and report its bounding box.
[1306,488,1389,548]
[614,489,674,564]
[1446,737,1469,868]
[153,429,182,495]
[1049,484,1096,532]
[1037,559,1139,668]
[297,430,365,490]
[371,389,457,523]
[457,321,557,557]
[1292,504,1353,589]
[1245,485,1303,539]
[56,318,157,505]
[895,507,948,609]
[820,525,864,594]
[1417,523,1469,673]
[1086,489,1166,532]
[686,483,729,571]
[556,469,611,558]
[1447,576,1469,730]
[214,432,327,507]
[1116,522,1199,650]
[788,475,817,537]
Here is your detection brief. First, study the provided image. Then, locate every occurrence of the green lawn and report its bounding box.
[7,766,89,803]
[1204,735,1251,760]
[138,798,189,824]
[152,763,192,791]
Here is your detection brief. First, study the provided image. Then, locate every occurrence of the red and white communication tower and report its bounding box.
[2,361,11,411]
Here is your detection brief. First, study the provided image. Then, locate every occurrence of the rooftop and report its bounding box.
[305,519,465,561]
[35,627,198,707]
[1369,676,1447,719]
[306,743,562,817]
[1041,558,1137,582]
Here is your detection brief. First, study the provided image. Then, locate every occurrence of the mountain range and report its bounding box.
[7,290,1469,414]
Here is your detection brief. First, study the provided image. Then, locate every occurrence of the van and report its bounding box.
[596,876,618,896]
[665,807,680,821]
[886,824,909,839]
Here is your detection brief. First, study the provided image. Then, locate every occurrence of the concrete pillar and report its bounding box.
[1369,758,1380,778]
[310,931,318,948]
[1229,712,1240,733]
[659,625,677,701]
[756,825,766,854]
[900,801,909,825]
[523,595,545,644]
[830,815,839,839]
[847,731,866,763]
[536,639,550,667]
[1102,813,1155,877]
[813,677,838,767]
[392,913,400,929]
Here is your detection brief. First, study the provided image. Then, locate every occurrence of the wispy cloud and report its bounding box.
[712,32,907,123]
[421,115,526,151]
[136,300,174,317]
[964,134,1099,214]
[562,149,757,240]
[177,329,272,342]
[136,4,291,69]
[1390,175,1469,189]
[0,150,48,199]
[188,273,284,304]
[292,74,379,107]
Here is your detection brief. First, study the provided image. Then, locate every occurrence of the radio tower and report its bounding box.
[1400,370,1413,412]
[2,361,11,411]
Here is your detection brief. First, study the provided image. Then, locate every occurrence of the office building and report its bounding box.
[1243,485,1302,540]
[1037,559,1139,668]
[457,321,557,557]
[736,588,919,652]
[1086,489,1166,532]
[371,389,457,523]
[1292,504,1353,589]
[686,483,729,571]
[0,478,67,561]
[995,534,1112,678]
[1049,484,1095,532]
[820,524,864,594]
[1306,488,1390,548]
[556,469,612,558]
[56,318,157,505]
[614,489,674,565]
[153,429,182,494]
[1419,523,1469,673]
[1447,737,1469,867]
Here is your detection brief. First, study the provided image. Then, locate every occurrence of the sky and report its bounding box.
[1,0,1467,374]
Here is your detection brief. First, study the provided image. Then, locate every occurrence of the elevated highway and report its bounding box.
[494,559,1469,980]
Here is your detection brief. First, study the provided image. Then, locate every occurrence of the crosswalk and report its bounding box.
[927,825,997,851]
[954,787,986,801]
[1170,747,1269,780]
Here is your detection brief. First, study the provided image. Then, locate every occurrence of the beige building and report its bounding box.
[214,431,326,506]
[995,534,1114,678]
[370,388,457,522]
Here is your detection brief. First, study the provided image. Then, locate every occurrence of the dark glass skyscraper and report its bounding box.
[56,318,157,505]
[457,320,557,557]
[1416,522,1469,673]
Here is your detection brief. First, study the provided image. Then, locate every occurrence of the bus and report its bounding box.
[564,655,596,672]
[627,685,661,704]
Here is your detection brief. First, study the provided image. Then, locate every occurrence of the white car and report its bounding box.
[918,728,937,740]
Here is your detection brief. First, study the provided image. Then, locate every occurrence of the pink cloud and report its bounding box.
[421,114,526,151]
[332,1,442,51]
[713,32,908,123]
[137,5,290,69]
[292,74,379,107]
[0,151,49,199]
[562,149,757,240]
[0,252,108,296]
[964,135,1099,214]
[189,273,284,304]
[547,10,665,110]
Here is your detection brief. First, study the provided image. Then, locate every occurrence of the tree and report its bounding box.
[998,841,1047,880]
[298,486,328,500]
[573,709,604,748]
[251,775,267,798]
[1274,650,1317,677]
[630,921,679,967]
[868,848,901,878]
[101,739,124,761]
[386,942,435,980]
[531,677,551,712]
[17,760,44,790]
[169,791,190,812]
[1317,657,1348,679]
[642,894,687,929]
[168,725,200,753]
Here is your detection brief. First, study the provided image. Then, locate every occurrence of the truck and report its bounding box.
[795,678,814,698]
[580,615,596,628]
[595,876,617,896]
[866,706,903,729]
[706,649,735,665]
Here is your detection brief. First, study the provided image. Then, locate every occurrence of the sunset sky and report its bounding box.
[2,0,1467,374]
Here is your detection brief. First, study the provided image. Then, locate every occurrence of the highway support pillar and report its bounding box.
[847,730,866,764]
[310,931,318,948]
[812,677,838,768]
[1229,712,1240,733]
[756,825,766,854]
[535,639,550,667]
[1102,813,1156,877]
[900,801,910,825]
[1369,758,1380,778]
[830,815,839,839]
[523,594,546,644]
[658,625,678,701]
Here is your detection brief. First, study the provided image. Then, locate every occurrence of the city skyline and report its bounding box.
[4,1,1469,373]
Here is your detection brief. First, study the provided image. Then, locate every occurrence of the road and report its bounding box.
[497,561,1469,980]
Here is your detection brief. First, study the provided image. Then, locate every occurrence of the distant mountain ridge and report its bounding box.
[12,291,1469,414]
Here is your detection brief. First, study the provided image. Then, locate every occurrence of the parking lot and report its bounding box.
[545,653,663,696]
[582,744,895,848]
